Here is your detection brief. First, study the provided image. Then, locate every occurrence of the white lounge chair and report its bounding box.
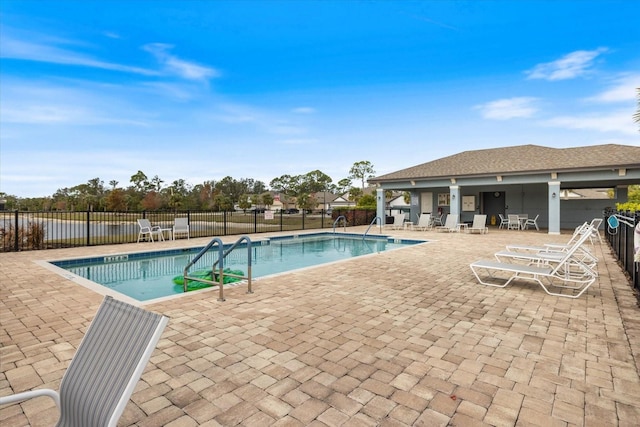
[470,228,596,298]
[0,296,168,427]
[414,213,432,231]
[495,225,598,272]
[173,217,190,240]
[467,215,488,234]
[137,218,167,242]
[523,214,540,231]
[507,221,599,264]
[389,213,406,230]
[435,214,458,232]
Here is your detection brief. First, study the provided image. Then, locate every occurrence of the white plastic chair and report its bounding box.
[414,213,432,231]
[498,214,508,229]
[470,226,596,298]
[507,214,521,230]
[137,218,165,242]
[523,214,540,231]
[173,217,190,240]
[0,296,168,427]
[435,214,458,232]
[467,215,488,234]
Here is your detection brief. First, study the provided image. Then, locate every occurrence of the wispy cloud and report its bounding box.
[279,138,318,145]
[0,33,157,76]
[292,107,316,114]
[525,48,608,81]
[542,109,637,135]
[585,73,640,103]
[474,97,539,120]
[143,43,219,81]
[0,79,151,126]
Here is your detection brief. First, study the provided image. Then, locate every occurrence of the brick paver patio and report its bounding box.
[1,226,639,426]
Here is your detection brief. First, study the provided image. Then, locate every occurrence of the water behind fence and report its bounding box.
[604,210,639,292]
[0,209,379,252]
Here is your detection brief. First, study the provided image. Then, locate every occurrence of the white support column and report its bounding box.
[376,188,385,226]
[548,181,561,235]
[450,185,460,220]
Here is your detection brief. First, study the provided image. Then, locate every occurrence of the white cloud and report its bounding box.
[279,138,318,145]
[585,73,640,103]
[143,43,219,81]
[0,34,157,76]
[474,97,539,120]
[0,79,152,126]
[542,109,637,135]
[292,107,316,114]
[526,48,608,81]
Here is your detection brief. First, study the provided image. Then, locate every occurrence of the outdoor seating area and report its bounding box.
[137,218,171,242]
[1,226,639,426]
[469,221,600,298]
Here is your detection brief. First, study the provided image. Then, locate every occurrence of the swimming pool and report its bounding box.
[50,233,426,303]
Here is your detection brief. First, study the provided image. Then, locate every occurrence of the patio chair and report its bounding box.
[507,214,521,230]
[173,217,190,240]
[414,213,432,231]
[435,214,458,232]
[431,213,444,227]
[0,296,169,427]
[137,218,166,242]
[498,214,508,229]
[523,214,540,231]
[469,227,596,298]
[467,214,488,234]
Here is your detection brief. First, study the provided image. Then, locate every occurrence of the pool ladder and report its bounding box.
[333,215,347,233]
[363,216,383,238]
[182,235,253,301]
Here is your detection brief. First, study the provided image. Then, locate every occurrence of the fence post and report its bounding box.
[13,210,19,252]
[86,211,91,246]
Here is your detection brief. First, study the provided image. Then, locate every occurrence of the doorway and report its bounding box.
[483,191,505,226]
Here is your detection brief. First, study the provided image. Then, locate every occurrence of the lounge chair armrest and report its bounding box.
[0,388,61,408]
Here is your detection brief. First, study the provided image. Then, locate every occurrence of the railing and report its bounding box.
[182,235,253,301]
[604,210,639,291]
[0,209,347,252]
[363,216,382,238]
[333,215,347,233]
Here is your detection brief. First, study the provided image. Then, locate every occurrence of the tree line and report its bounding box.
[0,161,378,212]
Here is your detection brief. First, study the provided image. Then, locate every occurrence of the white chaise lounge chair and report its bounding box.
[469,228,596,298]
[389,213,406,230]
[495,224,598,272]
[0,296,168,427]
[467,215,488,234]
[414,213,432,231]
[435,214,458,232]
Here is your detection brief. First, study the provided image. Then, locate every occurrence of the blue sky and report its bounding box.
[1,0,639,198]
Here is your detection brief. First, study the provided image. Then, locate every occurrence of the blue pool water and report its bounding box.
[52,233,425,302]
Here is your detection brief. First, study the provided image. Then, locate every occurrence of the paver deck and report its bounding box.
[1,226,639,426]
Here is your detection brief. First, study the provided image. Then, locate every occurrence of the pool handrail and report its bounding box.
[183,235,253,301]
[333,215,347,233]
[363,216,383,238]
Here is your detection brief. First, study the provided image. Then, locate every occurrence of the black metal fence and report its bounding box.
[604,210,639,292]
[0,209,379,252]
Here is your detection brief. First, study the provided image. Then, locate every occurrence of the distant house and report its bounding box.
[368,144,640,234]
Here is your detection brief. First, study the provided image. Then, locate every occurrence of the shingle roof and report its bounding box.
[369,144,640,182]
